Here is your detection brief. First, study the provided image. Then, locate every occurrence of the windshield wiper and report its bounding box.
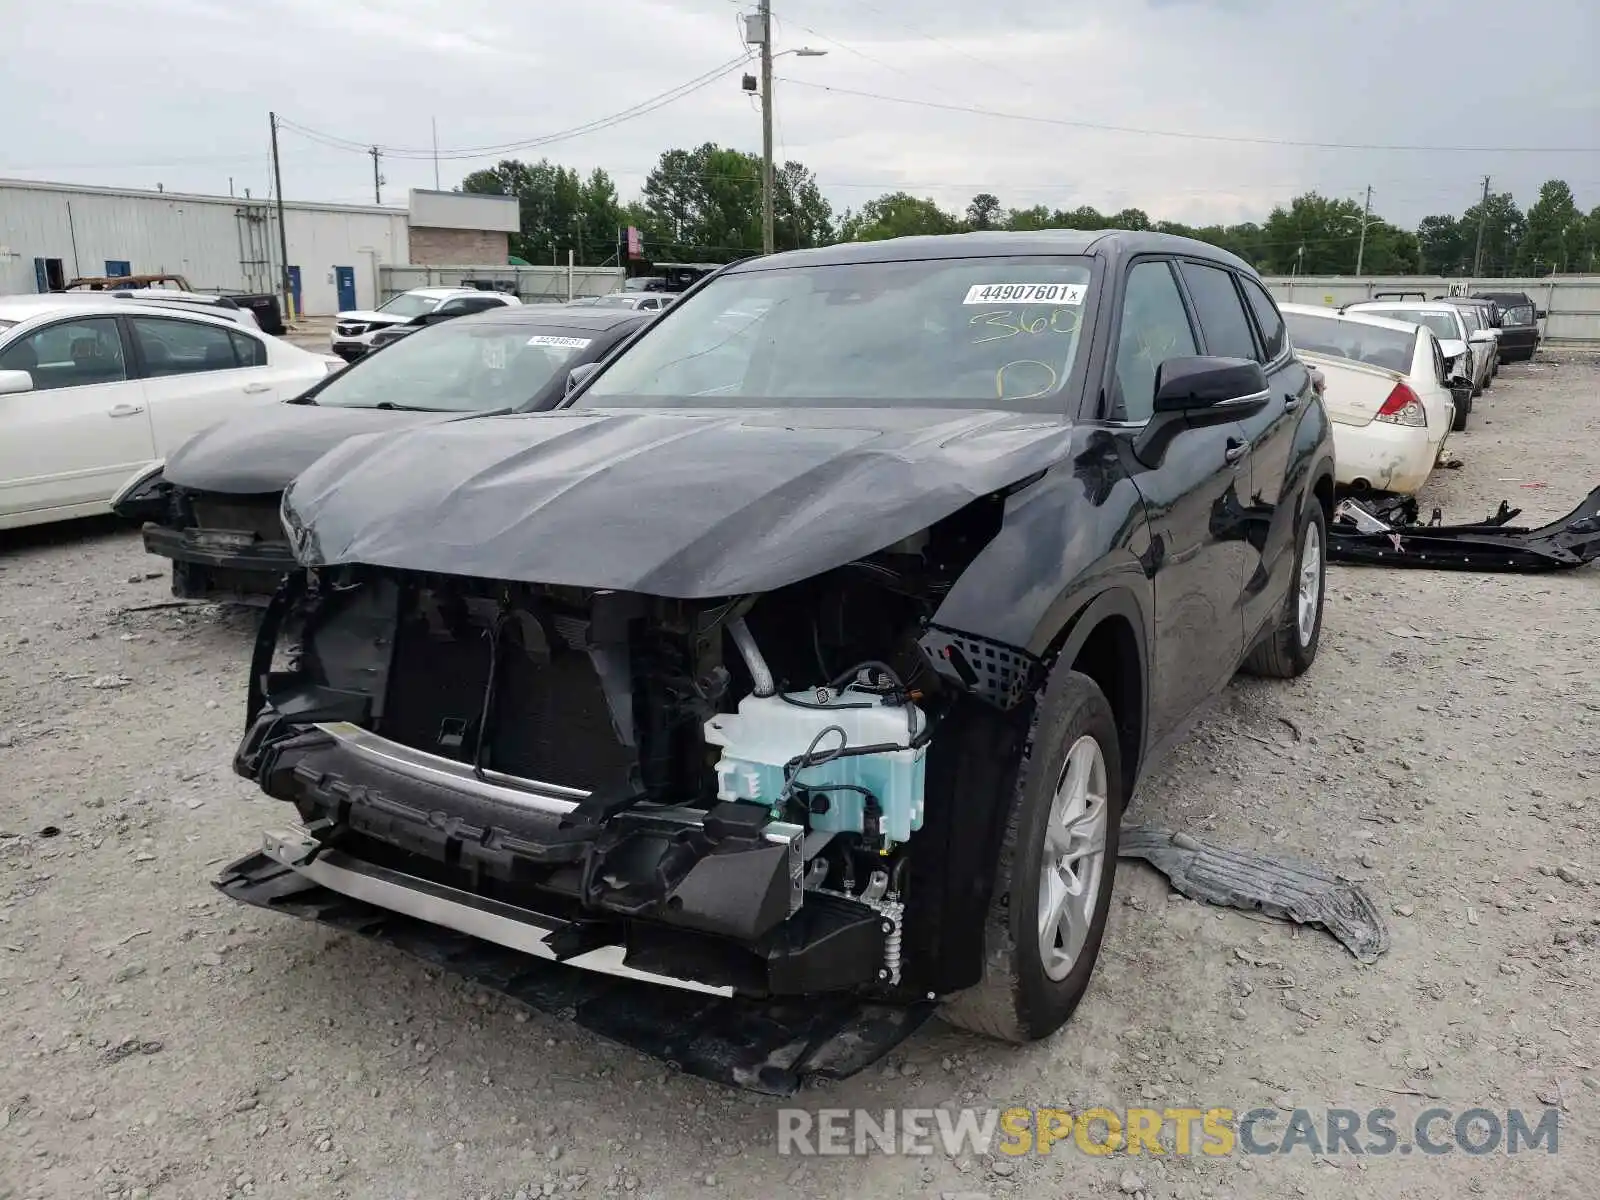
[372,401,443,412]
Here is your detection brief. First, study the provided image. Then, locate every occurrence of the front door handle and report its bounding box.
[107,403,145,418]
[1284,392,1302,411]
[1225,437,1249,464]
[242,382,273,395]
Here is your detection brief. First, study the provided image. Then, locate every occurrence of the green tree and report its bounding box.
[839,192,962,241]
[1518,179,1582,274]
[461,158,622,266]
[636,144,832,259]
[773,160,835,250]
[1582,205,1600,274]
[1258,193,1369,273]
[1416,215,1466,275]
[1457,191,1525,276]
[1004,205,1054,231]
[1109,207,1151,232]
[965,193,1002,230]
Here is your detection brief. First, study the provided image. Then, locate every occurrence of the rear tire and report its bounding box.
[938,669,1123,1044]
[1243,498,1326,679]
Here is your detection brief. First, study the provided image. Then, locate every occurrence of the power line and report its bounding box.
[776,77,1600,153]
[277,54,754,163]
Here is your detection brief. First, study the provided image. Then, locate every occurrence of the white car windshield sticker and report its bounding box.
[526,335,593,349]
[963,283,1086,306]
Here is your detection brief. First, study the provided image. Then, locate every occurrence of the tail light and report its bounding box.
[1375,381,1426,427]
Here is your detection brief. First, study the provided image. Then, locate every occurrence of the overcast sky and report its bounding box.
[6,0,1597,229]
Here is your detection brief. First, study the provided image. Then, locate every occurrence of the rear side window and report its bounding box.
[1179,262,1258,360]
[1239,277,1287,361]
[229,330,267,366]
[130,316,244,376]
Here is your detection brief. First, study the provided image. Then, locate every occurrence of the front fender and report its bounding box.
[927,429,1155,664]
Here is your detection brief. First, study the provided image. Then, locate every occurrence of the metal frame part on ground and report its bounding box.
[1329,486,1600,571]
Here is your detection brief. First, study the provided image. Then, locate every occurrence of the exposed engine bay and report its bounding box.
[233,493,1032,1001]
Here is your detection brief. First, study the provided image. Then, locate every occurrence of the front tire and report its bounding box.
[1243,498,1326,678]
[939,669,1123,1043]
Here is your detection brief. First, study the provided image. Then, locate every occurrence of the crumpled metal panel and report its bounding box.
[277,407,1075,597]
[1119,827,1390,964]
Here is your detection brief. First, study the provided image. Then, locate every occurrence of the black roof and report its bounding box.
[724,229,1257,276]
[463,305,653,333]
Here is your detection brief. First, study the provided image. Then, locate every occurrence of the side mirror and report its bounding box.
[1535,309,1548,320]
[1134,356,1268,469]
[0,369,34,396]
[1152,356,1269,414]
[565,361,600,397]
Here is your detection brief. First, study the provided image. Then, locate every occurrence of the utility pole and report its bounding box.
[1354,185,1372,276]
[269,111,292,323]
[758,0,775,255]
[431,118,440,190]
[369,145,383,205]
[1471,175,1491,277]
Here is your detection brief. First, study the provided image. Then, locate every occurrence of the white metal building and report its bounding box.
[0,178,410,315]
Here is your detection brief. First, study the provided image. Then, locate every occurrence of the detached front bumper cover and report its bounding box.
[1330,485,1600,571]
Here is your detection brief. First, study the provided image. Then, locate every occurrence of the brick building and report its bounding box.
[405,189,518,266]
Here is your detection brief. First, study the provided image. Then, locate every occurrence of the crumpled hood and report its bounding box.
[164,404,469,494]
[280,406,1076,597]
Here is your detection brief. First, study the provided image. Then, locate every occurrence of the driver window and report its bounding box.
[1113,260,1198,422]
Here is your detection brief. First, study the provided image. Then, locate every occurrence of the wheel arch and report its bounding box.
[904,581,1151,998]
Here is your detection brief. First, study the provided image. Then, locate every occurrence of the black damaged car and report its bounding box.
[221,231,1336,1089]
[112,305,653,602]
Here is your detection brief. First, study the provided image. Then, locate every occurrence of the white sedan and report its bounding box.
[1282,303,1455,497]
[0,295,336,530]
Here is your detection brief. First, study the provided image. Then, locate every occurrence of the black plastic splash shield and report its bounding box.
[216,852,934,1095]
[1328,484,1600,572]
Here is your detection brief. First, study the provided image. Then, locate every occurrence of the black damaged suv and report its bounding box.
[222,231,1335,1086]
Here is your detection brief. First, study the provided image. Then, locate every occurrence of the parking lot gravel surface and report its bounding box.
[1,354,1596,1200]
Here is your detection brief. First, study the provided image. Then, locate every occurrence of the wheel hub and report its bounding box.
[1037,734,1109,982]
[1297,520,1323,646]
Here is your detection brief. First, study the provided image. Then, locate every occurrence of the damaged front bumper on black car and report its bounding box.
[113,468,295,602]
[217,553,1034,1090]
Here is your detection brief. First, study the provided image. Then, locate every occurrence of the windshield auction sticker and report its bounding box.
[963,283,1086,305]
[526,335,594,349]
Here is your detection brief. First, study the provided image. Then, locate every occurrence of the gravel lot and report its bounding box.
[2,354,1596,1200]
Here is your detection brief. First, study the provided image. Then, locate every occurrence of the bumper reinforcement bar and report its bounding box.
[217,840,934,1094]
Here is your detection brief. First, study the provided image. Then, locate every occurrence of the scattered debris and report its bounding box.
[87,674,133,690]
[1119,828,1390,963]
[38,825,61,838]
[1330,486,1600,571]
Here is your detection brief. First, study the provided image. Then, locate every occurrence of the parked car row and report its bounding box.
[117,304,655,600]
